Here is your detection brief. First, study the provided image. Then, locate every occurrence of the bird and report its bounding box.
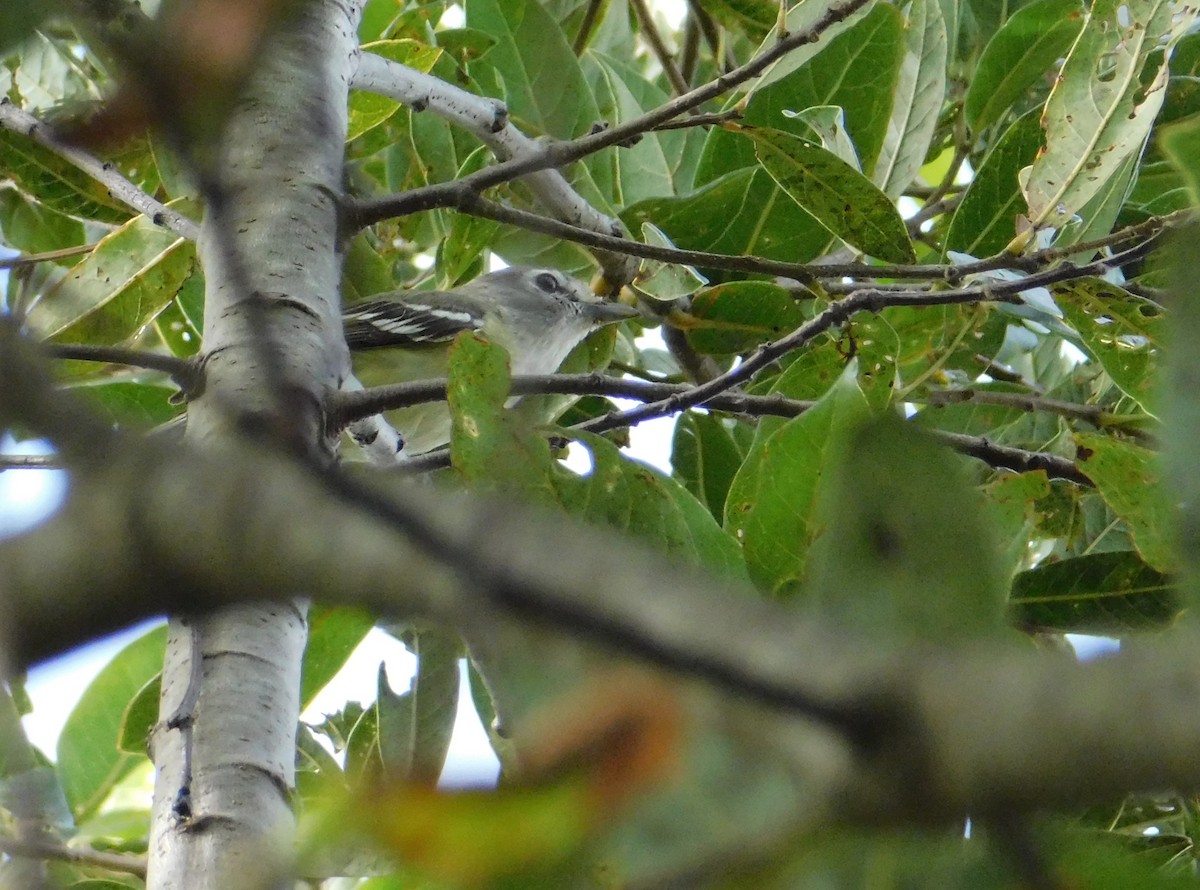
[342,265,640,455]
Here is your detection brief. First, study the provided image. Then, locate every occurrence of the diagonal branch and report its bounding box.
[8,318,1200,831]
[0,100,200,240]
[359,182,1187,288]
[574,234,1167,438]
[350,52,636,283]
[349,0,875,232]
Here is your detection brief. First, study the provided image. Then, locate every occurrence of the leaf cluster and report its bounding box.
[3,0,1200,886]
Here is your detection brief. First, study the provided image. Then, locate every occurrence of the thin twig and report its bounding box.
[350,0,875,232]
[385,407,1091,486]
[680,10,701,84]
[685,0,728,69]
[0,835,146,878]
[652,110,743,131]
[0,453,62,470]
[328,372,818,430]
[369,179,1187,287]
[630,0,691,97]
[0,243,97,269]
[906,193,962,233]
[574,235,1164,437]
[572,0,605,54]
[923,390,1102,426]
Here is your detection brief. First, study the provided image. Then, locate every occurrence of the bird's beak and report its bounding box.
[584,301,643,324]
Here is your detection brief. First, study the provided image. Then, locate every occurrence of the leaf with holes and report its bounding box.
[1054,278,1163,415]
[1022,0,1198,227]
[1074,432,1173,572]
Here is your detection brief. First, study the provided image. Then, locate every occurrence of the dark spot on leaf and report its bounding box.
[869,520,901,560]
[1076,444,1095,461]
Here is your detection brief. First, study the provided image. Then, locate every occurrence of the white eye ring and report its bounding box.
[534,271,561,293]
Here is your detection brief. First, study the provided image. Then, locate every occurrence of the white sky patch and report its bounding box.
[1065,634,1120,660]
[0,438,68,538]
[302,628,500,786]
[23,620,165,757]
[438,4,466,29]
[655,0,688,29]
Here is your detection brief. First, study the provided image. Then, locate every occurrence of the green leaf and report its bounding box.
[58,625,166,819]
[73,381,185,428]
[748,127,917,263]
[0,4,63,53]
[947,109,1044,256]
[349,41,443,141]
[438,147,500,284]
[725,367,871,594]
[1126,157,1192,216]
[0,129,129,225]
[685,280,806,355]
[583,52,679,204]
[25,201,198,345]
[1,29,99,110]
[672,413,748,522]
[749,0,878,93]
[1074,432,1173,572]
[464,0,599,139]
[874,0,949,196]
[1159,110,1200,204]
[1009,551,1176,633]
[558,432,749,580]
[964,0,1087,135]
[782,105,863,169]
[704,0,778,40]
[1054,278,1163,415]
[0,189,85,256]
[376,630,460,782]
[447,334,557,498]
[623,168,832,274]
[152,290,203,358]
[804,413,1008,639]
[1053,148,1140,248]
[342,232,397,301]
[301,607,376,709]
[1022,0,1198,227]
[983,470,1053,577]
[117,676,159,755]
[702,3,904,182]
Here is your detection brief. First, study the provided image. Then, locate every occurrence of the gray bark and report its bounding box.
[145,1,363,887]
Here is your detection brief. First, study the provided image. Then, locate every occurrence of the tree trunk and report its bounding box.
[146,2,363,886]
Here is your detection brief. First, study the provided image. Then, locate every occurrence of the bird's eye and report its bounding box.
[534,271,560,293]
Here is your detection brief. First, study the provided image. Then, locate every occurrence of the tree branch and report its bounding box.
[43,343,201,392]
[575,234,1166,437]
[630,0,691,97]
[329,371,1090,485]
[363,184,1186,289]
[6,317,1200,829]
[0,836,146,878]
[349,0,875,232]
[0,100,200,241]
[350,51,637,283]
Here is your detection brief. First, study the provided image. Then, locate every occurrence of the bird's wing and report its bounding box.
[342,297,483,349]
